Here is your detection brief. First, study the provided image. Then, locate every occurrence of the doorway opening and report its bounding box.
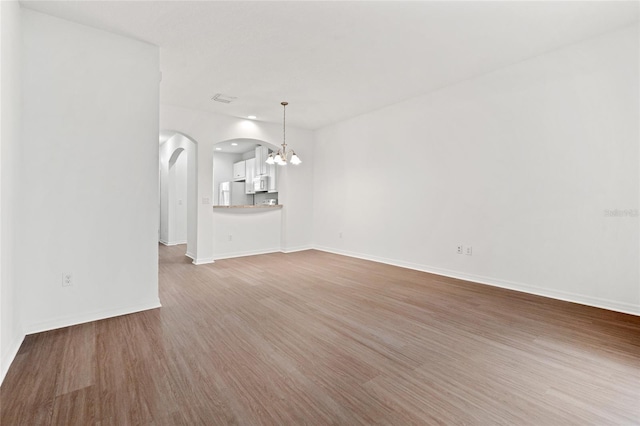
[159,131,197,260]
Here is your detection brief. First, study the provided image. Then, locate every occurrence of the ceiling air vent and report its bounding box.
[211,93,237,104]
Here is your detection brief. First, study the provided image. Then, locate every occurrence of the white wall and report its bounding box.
[0,0,23,384]
[213,209,283,259]
[160,104,314,262]
[313,25,640,315]
[19,9,161,333]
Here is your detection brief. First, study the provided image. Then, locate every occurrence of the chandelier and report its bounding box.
[266,102,301,166]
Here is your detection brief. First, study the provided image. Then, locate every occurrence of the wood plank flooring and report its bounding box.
[1,244,639,425]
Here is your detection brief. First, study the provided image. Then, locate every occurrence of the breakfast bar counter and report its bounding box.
[213,204,283,210]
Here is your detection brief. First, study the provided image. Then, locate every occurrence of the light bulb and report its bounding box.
[290,153,301,165]
[265,154,275,165]
[274,153,282,164]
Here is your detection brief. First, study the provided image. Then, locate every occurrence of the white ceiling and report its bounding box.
[21,1,639,130]
[214,138,259,155]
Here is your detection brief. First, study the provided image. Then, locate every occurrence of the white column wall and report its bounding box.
[0,0,23,384]
[18,10,161,333]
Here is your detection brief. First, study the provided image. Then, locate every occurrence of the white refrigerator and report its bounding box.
[218,181,247,206]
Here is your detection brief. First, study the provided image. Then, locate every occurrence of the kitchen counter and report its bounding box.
[213,204,283,209]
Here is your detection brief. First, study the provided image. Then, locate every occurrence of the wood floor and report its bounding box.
[2,245,639,425]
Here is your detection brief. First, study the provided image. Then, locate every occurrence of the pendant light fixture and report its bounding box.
[266,102,301,166]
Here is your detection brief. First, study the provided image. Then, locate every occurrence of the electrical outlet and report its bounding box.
[466,246,473,256]
[62,272,72,287]
[457,245,463,254]
[228,234,233,242]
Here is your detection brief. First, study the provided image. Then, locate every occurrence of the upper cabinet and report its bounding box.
[245,158,256,194]
[233,160,246,181]
[255,146,269,177]
[267,163,277,193]
[224,145,276,195]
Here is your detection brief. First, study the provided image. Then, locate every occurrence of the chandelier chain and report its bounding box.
[281,101,287,149]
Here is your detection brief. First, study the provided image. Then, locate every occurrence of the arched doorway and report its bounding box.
[159,131,197,261]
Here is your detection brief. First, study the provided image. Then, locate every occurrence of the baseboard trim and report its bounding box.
[25,300,163,335]
[185,251,195,260]
[313,246,640,317]
[213,245,314,260]
[281,245,314,254]
[214,248,282,261]
[214,248,281,260]
[1,333,25,386]
[192,257,215,265]
[161,240,187,246]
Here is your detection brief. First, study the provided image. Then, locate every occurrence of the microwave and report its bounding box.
[253,176,269,192]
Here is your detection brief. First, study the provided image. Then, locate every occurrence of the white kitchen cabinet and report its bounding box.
[255,145,269,176]
[245,158,255,194]
[233,160,246,181]
[267,162,277,193]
